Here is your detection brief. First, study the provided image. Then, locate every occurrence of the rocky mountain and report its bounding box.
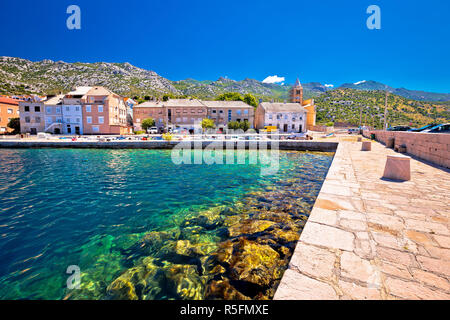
[172,77,291,100]
[1,57,449,103]
[0,56,180,97]
[339,80,450,102]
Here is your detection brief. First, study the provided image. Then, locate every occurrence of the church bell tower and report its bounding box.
[289,78,303,104]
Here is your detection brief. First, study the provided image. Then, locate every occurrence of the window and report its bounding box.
[292,117,296,121]
[35,117,41,123]
[76,118,80,123]
[277,114,281,120]
[198,110,203,113]
[284,115,288,120]
[182,117,187,122]
[236,110,241,115]
[228,110,232,122]
[98,116,104,124]
[56,107,61,113]
[46,117,52,123]
[25,116,30,123]
[244,109,248,114]
[212,110,217,114]
[24,106,30,112]
[86,105,91,112]
[66,106,70,112]
[87,116,92,124]
[46,107,51,114]
[75,106,80,112]
[66,118,71,123]
[292,124,295,129]
[98,105,103,112]
[35,106,40,112]
[269,114,273,120]
[7,109,13,114]
[92,126,99,132]
[219,110,223,114]
[176,118,181,122]
[136,118,140,123]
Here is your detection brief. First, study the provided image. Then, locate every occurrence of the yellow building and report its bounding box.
[302,99,316,130]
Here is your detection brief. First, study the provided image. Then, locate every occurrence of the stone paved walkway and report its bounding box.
[274,138,450,300]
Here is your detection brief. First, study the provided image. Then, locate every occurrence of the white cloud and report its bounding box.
[354,80,367,85]
[325,84,334,88]
[262,75,285,84]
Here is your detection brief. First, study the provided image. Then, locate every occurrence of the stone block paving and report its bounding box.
[274,138,450,300]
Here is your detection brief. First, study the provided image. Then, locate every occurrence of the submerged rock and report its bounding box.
[228,239,283,287]
[228,219,276,237]
[205,279,251,300]
[106,257,164,300]
[164,264,205,300]
[181,206,225,230]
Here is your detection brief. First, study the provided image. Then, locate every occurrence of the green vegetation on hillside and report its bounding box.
[315,89,450,129]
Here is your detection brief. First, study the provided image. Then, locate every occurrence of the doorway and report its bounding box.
[283,124,288,132]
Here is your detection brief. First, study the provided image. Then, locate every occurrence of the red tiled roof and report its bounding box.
[0,97,22,105]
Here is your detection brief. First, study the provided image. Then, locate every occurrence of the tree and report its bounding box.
[227,121,240,130]
[7,117,20,134]
[243,93,258,108]
[201,118,215,131]
[216,92,243,102]
[141,118,155,131]
[239,120,250,132]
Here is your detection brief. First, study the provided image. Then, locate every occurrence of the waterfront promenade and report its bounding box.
[274,137,450,300]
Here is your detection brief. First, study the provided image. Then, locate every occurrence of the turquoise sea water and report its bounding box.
[0,149,333,300]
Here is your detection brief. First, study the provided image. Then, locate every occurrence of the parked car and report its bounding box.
[408,124,437,132]
[387,126,410,131]
[348,128,359,134]
[422,123,450,134]
[148,127,159,134]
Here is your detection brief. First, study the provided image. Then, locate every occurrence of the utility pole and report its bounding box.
[383,88,388,130]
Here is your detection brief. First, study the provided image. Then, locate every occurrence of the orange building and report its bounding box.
[81,87,130,135]
[0,97,21,133]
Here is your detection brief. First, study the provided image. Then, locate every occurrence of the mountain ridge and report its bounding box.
[0,56,449,102]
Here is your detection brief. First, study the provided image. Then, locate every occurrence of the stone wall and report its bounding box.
[364,130,450,169]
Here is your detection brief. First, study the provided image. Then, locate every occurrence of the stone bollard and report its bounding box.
[361,141,371,151]
[357,137,362,142]
[382,155,411,181]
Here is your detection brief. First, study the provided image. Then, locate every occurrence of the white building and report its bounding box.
[61,87,92,135]
[43,95,64,134]
[254,102,307,133]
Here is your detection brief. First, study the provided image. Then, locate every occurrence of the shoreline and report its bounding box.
[0,140,338,152]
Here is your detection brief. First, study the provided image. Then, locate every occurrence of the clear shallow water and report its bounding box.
[0,149,333,300]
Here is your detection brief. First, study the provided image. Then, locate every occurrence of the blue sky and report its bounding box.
[0,0,449,93]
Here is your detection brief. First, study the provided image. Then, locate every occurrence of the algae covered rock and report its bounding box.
[205,279,251,300]
[181,206,225,230]
[227,219,276,237]
[228,239,283,287]
[164,264,205,300]
[106,257,164,300]
[159,240,218,259]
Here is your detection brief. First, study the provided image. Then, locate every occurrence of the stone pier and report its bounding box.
[274,139,450,300]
